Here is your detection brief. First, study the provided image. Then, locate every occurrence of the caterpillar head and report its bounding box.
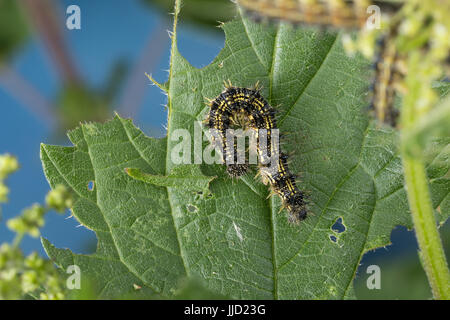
[284,192,308,224]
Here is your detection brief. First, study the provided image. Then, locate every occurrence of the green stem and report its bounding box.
[401,155,450,299]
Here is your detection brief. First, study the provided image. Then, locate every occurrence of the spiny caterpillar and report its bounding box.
[370,26,406,127]
[237,0,403,29]
[204,81,308,223]
[371,17,450,127]
[370,18,450,127]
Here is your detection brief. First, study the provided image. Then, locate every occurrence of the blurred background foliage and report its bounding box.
[144,0,237,30]
[0,0,448,299]
[0,0,236,134]
[0,0,29,62]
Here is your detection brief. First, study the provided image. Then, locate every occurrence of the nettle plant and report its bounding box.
[1,0,449,299]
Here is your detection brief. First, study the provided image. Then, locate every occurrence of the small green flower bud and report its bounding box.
[0,268,18,281]
[45,184,74,213]
[46,275,61,291]
[40,291,64,300]
[0,154,19,180]
[355,27,379,60]
[7,204,46,237]
[342,34,356,56]
[25,252,45,270]
[0,243,23,268]
[21,270,39,293]
[7,217,28,234]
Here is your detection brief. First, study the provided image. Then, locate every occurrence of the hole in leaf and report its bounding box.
[329,235,337,243]
[88,181,95,191]
[331,217,346,234]
[187,204,198,213]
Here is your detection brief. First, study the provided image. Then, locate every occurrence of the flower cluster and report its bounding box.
[0,244,65,299]
[0,154,74,299]
[0,154,19,203]
[7,184,73,238]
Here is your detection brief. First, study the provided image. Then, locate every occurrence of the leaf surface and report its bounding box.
[41,7,449,299]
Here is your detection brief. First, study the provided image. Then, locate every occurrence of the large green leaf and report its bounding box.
[40,5,449,299]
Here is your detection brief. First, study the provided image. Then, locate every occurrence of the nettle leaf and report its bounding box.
[40,6,449,299]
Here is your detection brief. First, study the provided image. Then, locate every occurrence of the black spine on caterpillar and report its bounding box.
[205,83,308,223]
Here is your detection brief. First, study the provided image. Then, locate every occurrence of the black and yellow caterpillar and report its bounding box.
[205,82,308,223]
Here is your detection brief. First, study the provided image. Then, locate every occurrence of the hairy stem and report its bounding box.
[401,155,450,299]
[398,30,450,297]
